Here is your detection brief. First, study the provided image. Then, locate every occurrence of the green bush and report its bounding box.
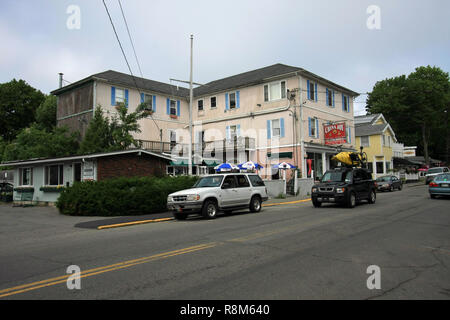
[56,176,199,216]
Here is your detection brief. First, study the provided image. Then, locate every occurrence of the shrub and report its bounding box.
[56,175,199,216]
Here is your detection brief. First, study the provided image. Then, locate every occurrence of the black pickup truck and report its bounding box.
[311,167,377,208]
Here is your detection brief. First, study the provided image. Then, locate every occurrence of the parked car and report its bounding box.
[0,182,13,202]
[311,167,377,208]
[429,173,450,199]
[376,175,403,192]
[167,173,269,220]
[425,167,450,184]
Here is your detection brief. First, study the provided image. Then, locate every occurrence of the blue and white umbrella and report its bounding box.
[272,162,296,169]
[238,161,264,170]
[214,163,238,172]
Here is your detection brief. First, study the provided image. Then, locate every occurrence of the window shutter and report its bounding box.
[280,118,285,138]
[237,124,241,137]
[316,118,319,138]
[307,80,310,100]
[166,98,170,115]
[140,93,144,104]
[264,85,268,102]
[315,83,318,102]
[177,100,180,116]
[348,127,351,143]
[226,126,230,140]
[125,89,129,107]
[236,91,240,108]
[225,93,229,110]
[326,89,329,106]
[111,86,116,106]
[152,95,156,112]
[308,117,312,137]
[267,120,271,139]
[342,94,345,111]
[332,90,335,107]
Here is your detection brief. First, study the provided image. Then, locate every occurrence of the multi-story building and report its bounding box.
[355,113,398,178]
[52,64,359,179]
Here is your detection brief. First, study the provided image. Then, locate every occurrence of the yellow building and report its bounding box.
[355,114,398,178]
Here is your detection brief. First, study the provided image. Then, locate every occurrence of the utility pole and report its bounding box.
[170,35,206,176]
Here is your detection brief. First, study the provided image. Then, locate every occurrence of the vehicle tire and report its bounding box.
[249,195,262,213]
[202,199,218,219]
[347,192,356,208]
[430,194,436,199]
[398,184,402,191]
[389,185,394,192]
[173,211,188,220]
[312,199,322,208]
[367,189,376,204]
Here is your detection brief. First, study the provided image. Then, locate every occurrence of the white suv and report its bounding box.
[167,173,269,220]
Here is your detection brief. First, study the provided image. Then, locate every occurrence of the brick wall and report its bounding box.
[97,153,168,180]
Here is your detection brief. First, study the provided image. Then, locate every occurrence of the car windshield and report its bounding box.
[435,174,450,181]
[321,171,351,183]
[193,176,224,188]
[428,168,443,174]
[376,177,391,182]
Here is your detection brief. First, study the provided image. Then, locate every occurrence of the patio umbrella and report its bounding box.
[214,163,238,172]
[272,162,296,169]
[238,161,264,170]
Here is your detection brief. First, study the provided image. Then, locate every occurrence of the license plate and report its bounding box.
[441,183,449,187]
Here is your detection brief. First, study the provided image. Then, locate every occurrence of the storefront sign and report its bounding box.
[82,161,95,181]
[323,122,347,145]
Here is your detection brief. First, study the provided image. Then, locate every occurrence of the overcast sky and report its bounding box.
[1,0,449,115]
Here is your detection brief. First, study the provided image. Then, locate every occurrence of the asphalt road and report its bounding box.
[0,185,449,300]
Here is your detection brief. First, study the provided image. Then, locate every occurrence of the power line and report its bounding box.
[117,0,144,78]
[102,0,160,133]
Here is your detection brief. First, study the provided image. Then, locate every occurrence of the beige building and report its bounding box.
[52,64,359,179]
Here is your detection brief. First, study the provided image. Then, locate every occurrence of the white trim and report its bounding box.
[43,163,65,187]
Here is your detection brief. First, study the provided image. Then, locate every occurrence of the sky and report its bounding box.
[1,0,449,116]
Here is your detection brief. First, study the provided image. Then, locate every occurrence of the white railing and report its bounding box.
[392,172,419,181]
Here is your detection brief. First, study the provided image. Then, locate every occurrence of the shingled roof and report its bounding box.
[355,123,388,136]
[52,63,359,98]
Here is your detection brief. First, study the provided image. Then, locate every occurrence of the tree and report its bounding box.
[79,103,146,154]
[79,106,113,154]
[35,95,57,131]
[2,124,79,162]
[366,66,450,164]
[0,79,45,141]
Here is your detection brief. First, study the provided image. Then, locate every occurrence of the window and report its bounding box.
[264,81,286,102]
[222,175,237,188]
[45,164,64,186]
[310,118,317,137]
[198,99,203,111]
[169,130,177,148]
[229,92,236,109]
[229,125,237,139]
[210,97,216,109]
[115,88,125,104]
[272,119,281,137]
[382,135,386,146]
[143,94,153,111]
[170,100,177,115]
[20,168,33,186]
[248,175,265,187]
[235,175,250,187]
[376,162,384,174]
[342,95,350,112]
[361,136,370,147]
[326,89,334,107]
[309,82,315,101]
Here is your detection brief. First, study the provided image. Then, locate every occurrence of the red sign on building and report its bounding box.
[323,122,347,145]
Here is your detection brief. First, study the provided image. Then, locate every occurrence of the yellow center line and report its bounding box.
[262,198,311,207]
[97,217,174,230]
[0,243,216,298]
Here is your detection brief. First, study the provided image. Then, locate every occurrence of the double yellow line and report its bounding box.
[0,242,216,298]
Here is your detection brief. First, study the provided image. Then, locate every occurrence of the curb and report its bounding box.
[262,198,311,207]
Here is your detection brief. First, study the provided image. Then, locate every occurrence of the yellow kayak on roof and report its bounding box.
[331,152,364,166]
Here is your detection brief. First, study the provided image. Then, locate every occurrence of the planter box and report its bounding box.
[170,114,178,119]
[40,186,65,193]
[14,187,35,192]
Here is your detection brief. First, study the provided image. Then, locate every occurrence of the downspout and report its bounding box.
[298,73,305,178]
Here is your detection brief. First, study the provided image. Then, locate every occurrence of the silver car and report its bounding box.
[167,173,268,220]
